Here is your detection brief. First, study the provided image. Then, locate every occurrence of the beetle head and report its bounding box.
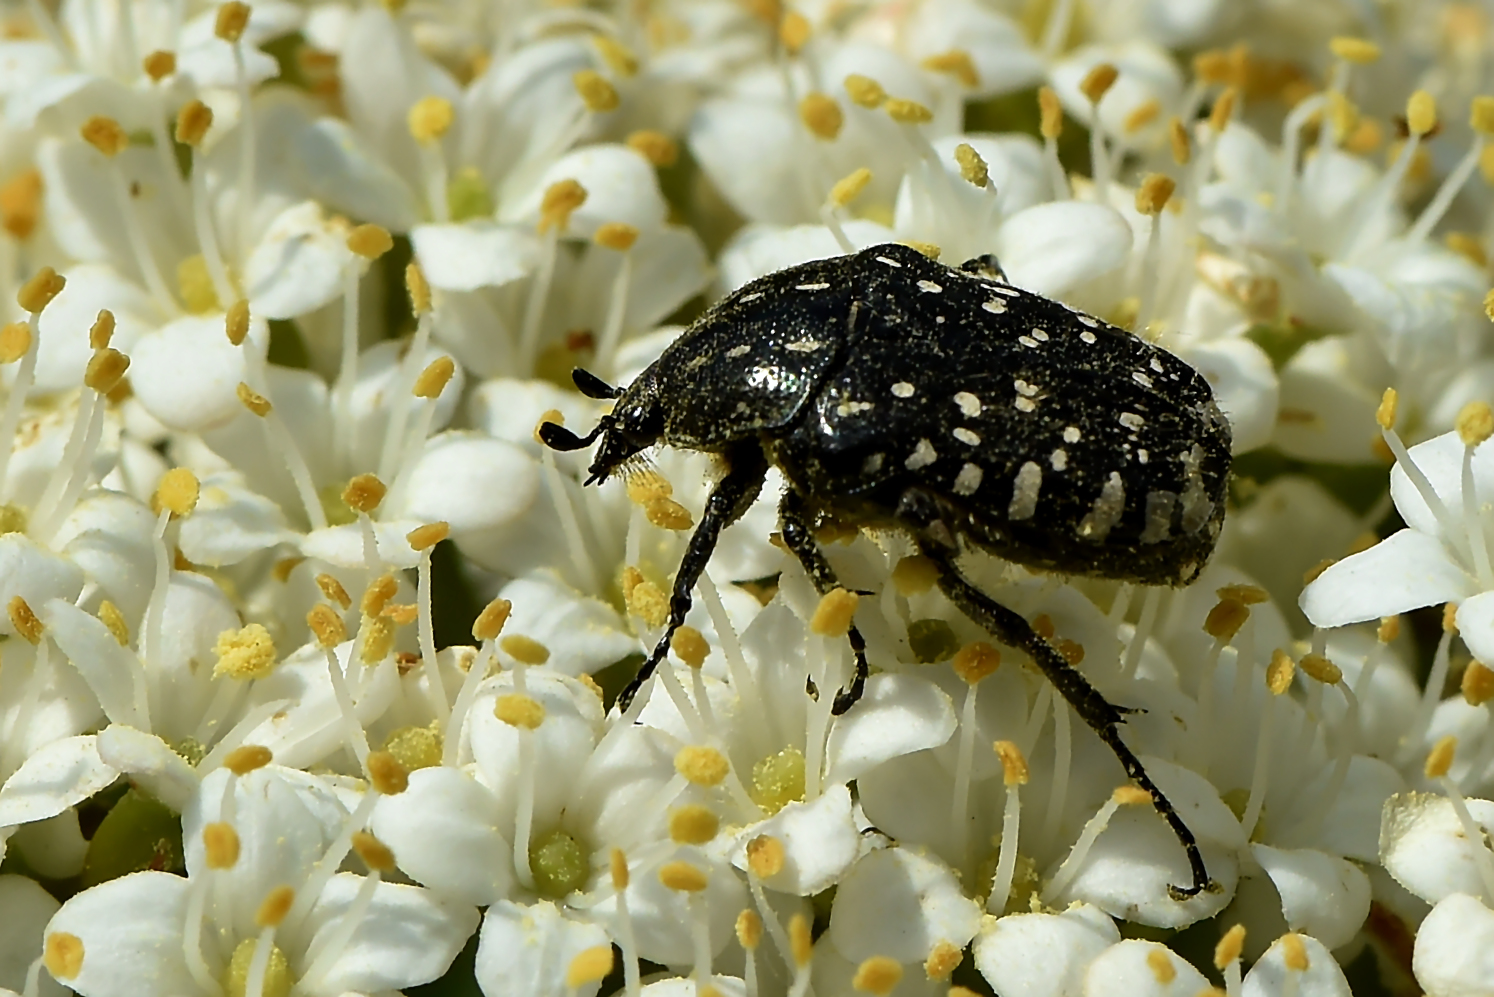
[536,368,664,485]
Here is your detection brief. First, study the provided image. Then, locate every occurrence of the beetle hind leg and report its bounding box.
[917,542,1214,900]
[778,490,871,715]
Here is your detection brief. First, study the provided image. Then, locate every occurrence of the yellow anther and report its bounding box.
[9,596,42,644]
[799,92,843,140]
[829,167,872,208]
[594,221,639,251]
[852,955,903,995]
[925,941,963,981]
[495,692,546,729]
[646,496,693,530]
[610,847,630,889]
[565,947,614,989]
[315,573,351,610]
[1168,118,1192,165]
[351,830,396,872]
[223,744,273,774]
[342,473,386,513]
[810,588,858,636]
[891,554,939,595]
[1458,401,1494,447]
[952,641,1001,683]
[236,382,271,416]
[407,96,454,144]
[921,49,978,88]
[675,744,730,786]
[1472,96,1494,136]
[539,178,587,233]
[1280,933,1309,972]
[573,69,620,112]
[1214,924,1246,968]
[1329,36,1380,63]
[1446,601,1461,633]
[658,860,709,892]
[994,739,1029,785]
[0,323,29,363]
[1216,583,1269,605]
[381,602,417,625]
[1407,90,1437,137]
[1124,98,1161,134]
[1267,648,1295,694]
[1464,661,1494,706]
[89,309,116,350]
[737,910,763,950]
[361,573,398,616]
[885,97,933,124]
[17,266,65,313]
[99,600,129,644]
[307,603,346,647]
[84,348,129,394]
[215,1,250,42]
[367,749,409,794]
[1378,616,1401,643]
[347,224,394,259]
[1299,652,1342,685]
[176,100,213,146]
[844,74,886,108]
[407,521,449,551]
[143,49,176,80]
[1376,387,1398,429]
[0,168,43,241]
[256,885,295,927]
[1038,86,1063,139]
[413,355,455,398]
[778,10,810,54]
[1113,784,1152,805]
[360,615,396,664]
[156,468,200,517]
[672,625,709,668]
[626,130,678,167]
[1426,735,1457,778]
[406,263,431,314]
[1146,949,1177,984]
[203,821,241,869]
[789,914,813,967]
[669,803,719,844]
[1203,597,1249,641]
[80,115,127,157]
[954,143,988,188]
[625,575,668,627]
[472,598,512,642]
[225,299,250,346]
[500,634,551,665]
[1135,174,1176,215]
[214,624,276,679]
[43,933,84,980]
[1079,63,1119,104]
[746,834,785,877]
[593,35,638,77]
[1209,87,1238,132]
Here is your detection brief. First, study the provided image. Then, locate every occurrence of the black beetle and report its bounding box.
[541,241,1231,898]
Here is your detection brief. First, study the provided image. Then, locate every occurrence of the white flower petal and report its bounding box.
[396,432,541,542]
[44,871,197,997]
[1413,893,1494,997]
[293,116,422,232]
[369,765,513,906]
[244,201,355,319]
[1250,844,1370,950]
[177,471,297,566]
[1241,933,1351,997]
[40,599,147,729]
[31,264,161,394]
[0,736,115,830]
[827,848,981,965]
[1081,940,1210,997]
[475,900,610,997]
[729,783,859,896]
[1458,591,1494,667]
[1181,337,1278,455]
[1381,792,1494,906]
[1300,528,1473,628]
[1270,334,1386,465]
[495,571,638,677]
[825,673,957,784]
[0,874,61,994]
[505,145,667,237]
[10,809,88,881]
[0,535,84,637]
[716,221,894,292]
[411,222,538,292]
[300,873,478,993]
[995,202,1132,297]
[130,313,270,432]
[974,904,1120,997]
[94,726,198,813]
[468,671,604,816]
[300,518,425,569]
[52,490,156,624]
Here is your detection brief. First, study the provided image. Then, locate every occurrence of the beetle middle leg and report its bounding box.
[778,489,871,715]
[915,540,1213,900]
[617,443,769,712]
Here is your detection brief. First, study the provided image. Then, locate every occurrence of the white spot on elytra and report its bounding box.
[1008,462,1042,520]
[1119,412,1145,431]
[1063,426,1081,444]
[863,453,884,474]
[1013,380,1039,397]
[1014,397,1037,413]
[892,381,915,398]
[1030,327,1049,341]
[786,339,823,352]
[1141,490,1177,544]
[739,292,763,304]
[1050,448,1068,470]
[1077,314,1100,328]
[1018,336,1040,348]
[906,438,937,470]
[1078,471,1126,542]
[994,286,1020,297]
[796,282,830,291]
[876,255,903,268]
[954,391,982,416]
[936,315,946,324]
[1132,370,1154,388]
[1180,444,1214,534]
[953,427,981,446]
[982,299,1008,315]
[837,399,874,417]
[1138,449,1149,464]
[953,462,983,495]
[1080,331,1097,344]
[1150,357,1165,373]
[917,280,943,294]
[726,344,750,358]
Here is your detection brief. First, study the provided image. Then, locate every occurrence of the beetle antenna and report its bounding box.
[538,419,606,452]
[572,367,623,399]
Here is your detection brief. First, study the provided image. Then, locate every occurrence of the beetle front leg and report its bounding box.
[778,489,871,715]
[916,541,1214,901]
[617,444,769,713]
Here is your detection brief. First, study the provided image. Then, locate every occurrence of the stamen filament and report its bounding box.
[109,166,177,308]
[1043,792,1123,901]
[1042,698,1071,843]
[333,267,360,467]
[443,642,493,767]
[514,726,537,889]
[189,160,236,309]
[950,683,978,862]
[594,250,633,374]
[1406,139,1485,245]
[987,780,1021,914]
[322,646,370,767]
[416,547,448,726]
[518,229,559,373]
[377,312,433,482]
[0,314,43,500]
[1463,443,1494,588]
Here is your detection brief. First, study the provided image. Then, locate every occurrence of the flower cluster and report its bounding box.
[1,0,1493,995]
